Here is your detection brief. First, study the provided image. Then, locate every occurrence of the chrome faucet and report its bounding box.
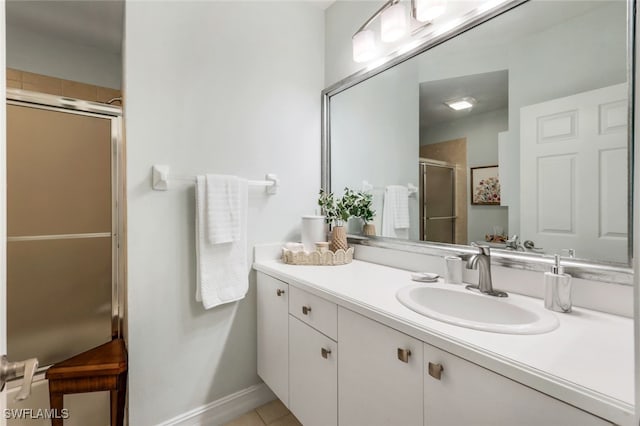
[505,235,525,251]
[466,243,508,297]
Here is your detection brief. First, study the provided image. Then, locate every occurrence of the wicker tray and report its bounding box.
[282,247,354,266]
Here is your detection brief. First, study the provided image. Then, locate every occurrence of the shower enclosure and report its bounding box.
[419,159,456,244]
[6,89,124,375]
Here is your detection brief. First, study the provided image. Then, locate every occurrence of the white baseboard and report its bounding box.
[157,383,276,426]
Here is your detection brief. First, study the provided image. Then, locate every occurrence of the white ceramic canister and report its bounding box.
[444,256,463,284]
[301,215,326,252]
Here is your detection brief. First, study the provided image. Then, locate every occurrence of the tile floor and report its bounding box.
[224,399,302,426]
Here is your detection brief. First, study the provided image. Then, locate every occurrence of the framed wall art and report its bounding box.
[471,165,500,205]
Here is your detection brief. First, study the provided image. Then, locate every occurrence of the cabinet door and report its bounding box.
[289,316,338,426]
[257,273,289,406]
[423,343,611,426]
[338,307,423,426]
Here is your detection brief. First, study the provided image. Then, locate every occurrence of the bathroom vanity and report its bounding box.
[255,257,633,426]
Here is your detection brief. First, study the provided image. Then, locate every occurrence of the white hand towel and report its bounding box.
[196,175,248,309]
[206,174,241,244]
[381,185,410,239]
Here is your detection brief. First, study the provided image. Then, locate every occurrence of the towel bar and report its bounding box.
[151,165,279,194]
[361,180,418,197]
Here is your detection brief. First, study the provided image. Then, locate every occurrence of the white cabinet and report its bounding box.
[257,271,612,426]
[338,307,423,426]
[257,273,289,406]
[423,343,611,426]
[289,316,338,426]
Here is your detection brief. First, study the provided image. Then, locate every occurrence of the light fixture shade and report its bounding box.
[415,0,447,22]
[381,3,408,42]
[352,30,376,63]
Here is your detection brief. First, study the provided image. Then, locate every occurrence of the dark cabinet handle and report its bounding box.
[321,348,332,359]
[276,289,285,296]
[397,348,411,363]
[302,306,312,315]
[428,362,444,380]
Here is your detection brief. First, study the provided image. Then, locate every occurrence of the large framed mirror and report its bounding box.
[322,0,634,283]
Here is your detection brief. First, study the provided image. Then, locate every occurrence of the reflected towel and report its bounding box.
[381,185,410,239]
[196,175,248,309]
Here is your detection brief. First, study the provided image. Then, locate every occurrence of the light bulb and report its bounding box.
[415,0,446,22]
[352,30,376,63]
[381,3,408,42]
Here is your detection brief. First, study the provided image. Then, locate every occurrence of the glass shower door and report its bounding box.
[420,161,456,244]
[6,103,114,368]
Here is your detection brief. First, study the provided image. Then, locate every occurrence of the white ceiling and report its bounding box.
[419,70,508,128]
[6,0,124,54]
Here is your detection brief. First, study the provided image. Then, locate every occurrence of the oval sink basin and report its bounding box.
[396,284,559,335]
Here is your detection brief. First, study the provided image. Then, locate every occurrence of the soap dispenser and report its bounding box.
[544,255,572,313]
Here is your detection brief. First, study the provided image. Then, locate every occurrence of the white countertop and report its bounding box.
[254,259,635,426]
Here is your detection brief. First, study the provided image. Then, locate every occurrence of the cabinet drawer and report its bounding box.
[289,286,337,340]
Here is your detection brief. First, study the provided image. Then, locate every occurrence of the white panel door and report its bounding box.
[338,307,423,426]
[520,83,628,262]
[288,317,337,426]
[256,273,289,406]
[423,343,611,426]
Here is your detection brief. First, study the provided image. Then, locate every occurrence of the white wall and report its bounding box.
[6,23,121,89]
[422,108,509,244]
[124,2,324,424]
[331,61,420,239]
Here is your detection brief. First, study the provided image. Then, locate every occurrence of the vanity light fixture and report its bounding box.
[445,97,476,111]
[381,3,409,42]
[353,0,433,63]
[353,29,377,62]
[353,0,512,64]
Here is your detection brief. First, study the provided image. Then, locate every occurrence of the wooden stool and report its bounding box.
[45,339,127,426]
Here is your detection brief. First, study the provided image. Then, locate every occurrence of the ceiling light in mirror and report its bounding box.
[445,97,476,110]
[353,30,377,63]
[381,3,408,42]
[415,0,447,22]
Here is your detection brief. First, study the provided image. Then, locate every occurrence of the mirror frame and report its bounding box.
[321,0,635,285]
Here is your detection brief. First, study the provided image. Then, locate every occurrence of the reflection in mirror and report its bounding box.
[330,0,629,264]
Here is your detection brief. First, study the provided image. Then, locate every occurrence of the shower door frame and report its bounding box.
[6,88,125,346]
[419,158,457,244]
